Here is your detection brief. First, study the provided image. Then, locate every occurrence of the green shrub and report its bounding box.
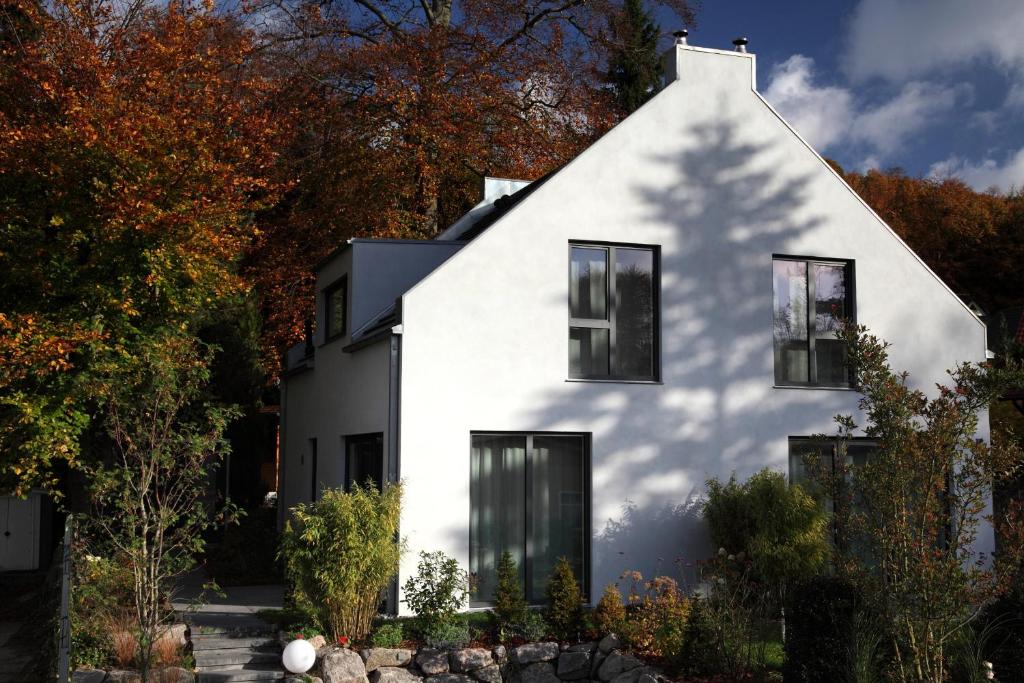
[783,575,860,683]
[680,555,775,679]
[402,550,471,636]
[279,483,403,641]
[678,598,717,675]
[70,552,135,668]
[371,622,404,648]
[545,556,583,641]
[704,468,828,600]
[423,619,471,650]
[520,610,549,642]
[493,551,528,623]
[594,583,626,635]
[492,551,528,639]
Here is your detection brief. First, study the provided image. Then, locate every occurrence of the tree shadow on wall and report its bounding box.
[528,107,860,592]
[594,496,708,591]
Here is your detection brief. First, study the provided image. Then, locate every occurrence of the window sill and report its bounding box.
[566,378,663,385]
[320,333,348,347]
[773,384,856,391]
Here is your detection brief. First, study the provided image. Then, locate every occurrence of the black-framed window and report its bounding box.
[345,433,383,492]
[791,437,950,559]
[469,432,589,605]
[789,437,876,552]
[324,276,347,341]
[772,256,853,387]
[569,243,659,381]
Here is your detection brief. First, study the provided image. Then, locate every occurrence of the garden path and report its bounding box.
[173,570,288,682]
[0,621,32,683]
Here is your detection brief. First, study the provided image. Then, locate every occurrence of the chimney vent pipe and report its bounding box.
[732,37,748,53]
[672,29,688,46]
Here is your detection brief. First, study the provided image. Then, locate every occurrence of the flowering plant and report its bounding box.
[338,635,350,647]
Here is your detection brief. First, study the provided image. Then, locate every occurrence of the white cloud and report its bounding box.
[843,0,1024,83]
[761,55,854,151]
[1006,82,1024,110]
[851,81,963,151]
[763,55,961,161]
[928,148,1024,193]
[969,110,1001,133]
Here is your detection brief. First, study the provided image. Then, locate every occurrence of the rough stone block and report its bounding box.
[424,674,474,683]
[608,667,655,683]
[596,653,641,682]
[322,647,370,683]
[470,664,502,683]
[511,662,559,683]
[371,668,423,683]
[596,635,621,655]
[450,649,492,673]
[362,648,415,672]
[556,651,591,680]
[71,669,107,683]
[417,649,450,675]
[511,642,559,665]
[105,671,142,683]
[565,643,595,653]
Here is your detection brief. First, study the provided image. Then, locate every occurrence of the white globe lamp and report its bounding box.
[282,638,316,674]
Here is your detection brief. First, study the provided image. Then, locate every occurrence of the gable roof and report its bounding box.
[451,166,561,242]
[356,43,984,348]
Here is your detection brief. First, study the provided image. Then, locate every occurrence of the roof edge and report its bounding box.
[751,90,985,334]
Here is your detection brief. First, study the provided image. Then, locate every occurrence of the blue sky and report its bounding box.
[652,0,1024,193]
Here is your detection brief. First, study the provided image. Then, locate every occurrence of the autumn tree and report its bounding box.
[88,332,238,677]
[0,0,287,494]
[807,324,1024,683]
[607,0,662,114]
[838,165,1024,316]
[245,0,695,372]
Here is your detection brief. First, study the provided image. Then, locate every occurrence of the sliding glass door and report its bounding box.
[470,433,588,605]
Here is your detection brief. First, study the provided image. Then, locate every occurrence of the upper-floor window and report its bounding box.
[772,256,853,387]
[324,276,347,341]
[569,243,659,381]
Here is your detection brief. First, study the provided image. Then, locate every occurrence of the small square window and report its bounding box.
[324,277,347,341]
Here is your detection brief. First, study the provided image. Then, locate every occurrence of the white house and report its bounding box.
[278,38,989,613]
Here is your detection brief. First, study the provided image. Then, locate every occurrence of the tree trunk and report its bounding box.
[430,0,452,27]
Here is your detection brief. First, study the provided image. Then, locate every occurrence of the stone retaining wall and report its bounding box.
[299,635,661,683]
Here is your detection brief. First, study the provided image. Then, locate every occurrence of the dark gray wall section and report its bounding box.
[351,241,464,333]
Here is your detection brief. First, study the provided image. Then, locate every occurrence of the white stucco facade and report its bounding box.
[281,44,989,614]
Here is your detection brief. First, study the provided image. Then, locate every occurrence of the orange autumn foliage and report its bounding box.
[838,165,1024,316]
[245,0,695,372]
[0,0,289,492]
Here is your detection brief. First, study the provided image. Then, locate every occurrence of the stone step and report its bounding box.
[196,668,286,683]
[192,636,281,652]
[196,651,282,669]
[190,624,277,638]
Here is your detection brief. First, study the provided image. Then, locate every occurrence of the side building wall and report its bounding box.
[279,248,392,526]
